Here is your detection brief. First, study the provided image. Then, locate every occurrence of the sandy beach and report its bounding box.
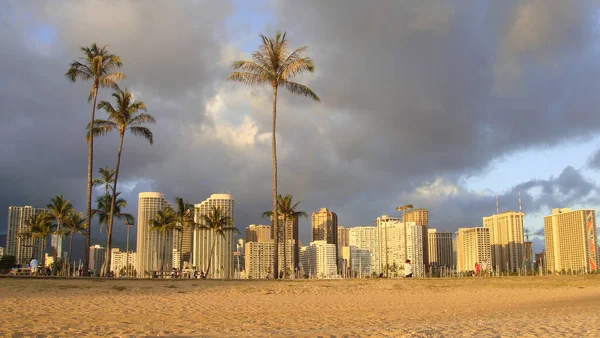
[1,275,599,337]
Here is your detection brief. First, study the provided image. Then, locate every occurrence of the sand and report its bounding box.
[1,275,599,337]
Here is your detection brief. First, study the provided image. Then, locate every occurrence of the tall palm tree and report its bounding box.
[92,167,116,196]
[66,43,125,274]
[26,212,53,268]
[201,206,238,278]
[46,195,74,275]
[88,88,155,277]
[149,206,178,275]
[123,214,135,277]
[227,31,319,278]
[175,197,195,269]
[93,192,131,276]
[262,194,307,278]
[63,210,87,263]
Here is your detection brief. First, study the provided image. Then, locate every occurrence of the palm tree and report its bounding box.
[63,210,87,263]
[149,206,178,275]
[92,167,116,196]
[66,43,125,274]
[93,192,131,276]
[262,194,307,278]
[123,214,135,277]
[227,32,319,278]
[88,88,155,277]
[175,197,195,269]
[201,206,238,278]
[26,212,53,268]
[46,195,74,275]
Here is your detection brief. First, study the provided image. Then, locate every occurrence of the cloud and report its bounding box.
[2,1,600,259]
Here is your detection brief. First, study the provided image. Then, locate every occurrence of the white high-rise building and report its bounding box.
[110,248,137,276]
[348,226,380,274]
[89,245,106,277]
[301,241,337,278]
[136,192,168,277]
[376,215,424,277]
[6,206,47,265]
[193,194,235,279]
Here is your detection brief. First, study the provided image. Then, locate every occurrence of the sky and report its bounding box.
[2,0,600,258]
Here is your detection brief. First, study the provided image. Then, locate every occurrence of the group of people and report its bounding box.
[473,260,489,277]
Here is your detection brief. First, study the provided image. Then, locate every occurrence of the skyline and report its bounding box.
[3,1,600,257]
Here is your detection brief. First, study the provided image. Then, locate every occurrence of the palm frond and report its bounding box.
[280,80,321,101]
[227,72,269,86]
[128,113,155,127]
[99,72,126,88]
[129,127,154,144]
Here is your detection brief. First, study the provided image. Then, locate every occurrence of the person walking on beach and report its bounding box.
[481,260,488,277]
[404,260,413,278]
[474,262,481,277]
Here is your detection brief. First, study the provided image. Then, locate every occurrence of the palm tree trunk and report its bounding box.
[283,214,287,279]
[126,225,130,277]
[162,231,167,276]
[42,239,47,270]
[206,232,218,277]
[69,232,74,263]
[272,85,279,279]
[103,132,125,277]
[84,82,98,276]
[52,222,61,276]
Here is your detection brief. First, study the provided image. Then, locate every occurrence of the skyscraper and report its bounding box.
[348,226,380,274]
[402,208,429,270]
[376,215,424,277]
[428,229,454,267]
[544,208,598,273]
[302,240,337,278]
[337,226,349,272]
[6,206,47,265]
[244,241,293,279]
[483,211,525,272]
[193,194,235,279]
[271,215,300,271]
[245,224,272,243]
[312,208,338,244]
[136,192,168,277]
[89,245,106,277]
[180,208,194,269]
[456,227,491,273]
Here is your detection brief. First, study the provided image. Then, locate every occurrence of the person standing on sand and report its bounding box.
[404,259,413,278]
[481,260,488,277]
[474,262,480,277]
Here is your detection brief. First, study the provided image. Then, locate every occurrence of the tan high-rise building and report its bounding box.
[483,211,524,272]
[244,241,293,279]
[193,194,235,279]
[402,209,429,269]
[456,227,491,273]
[245,224,272,243]
[312,208,338,268]
[136,192,169,277]
[6,206,48,265]
[428,229,453,267]
[180,208,195,269]
[544,208,598,273]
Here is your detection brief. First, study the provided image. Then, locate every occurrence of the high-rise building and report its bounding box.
[342,246,371,277]
[544,208,598,273]
[348,226,380,274]
[402,208,429,269]
[193,194,235,279]
[312,208,338,270]
[483,211,525,272]
[376,215,424,277]
[180,208,194,269]
[6,206,47,265]
[136,192,168,277]
[271,215,300,271]
[337,226,350,272]
[0,247,4,258]
[110,248,137,276]
[244,241,293,279]
[456,227,491,273]
[89,245,106,277]
[524,241,533,271]
[301,241,337,278]
[428,229,454,267]
[245,224,272,243]
[312,208,338,244]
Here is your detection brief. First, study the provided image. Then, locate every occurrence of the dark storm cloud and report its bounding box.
[2,0,600,257]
